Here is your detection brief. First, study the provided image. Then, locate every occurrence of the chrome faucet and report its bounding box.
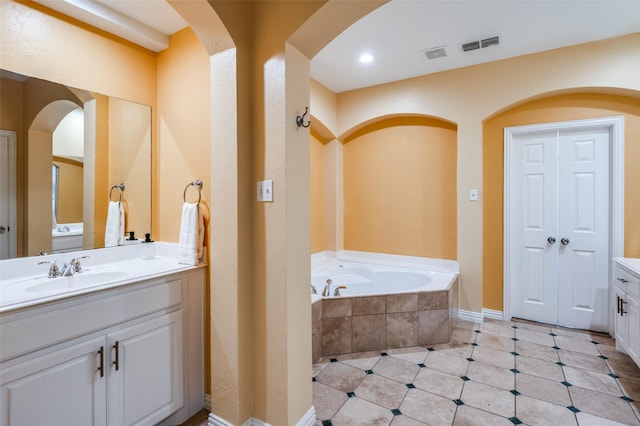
[39,256,89,278]
[60,256,89,276]
[333,286,347,297]
[322,279,333,297]
[38,260,60,278]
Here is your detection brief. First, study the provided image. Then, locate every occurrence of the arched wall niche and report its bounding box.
[340,113,457,143]
[482,88,640,311]
[340,113,458,259]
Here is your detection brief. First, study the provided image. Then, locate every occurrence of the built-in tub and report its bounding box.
[310,253,459,361]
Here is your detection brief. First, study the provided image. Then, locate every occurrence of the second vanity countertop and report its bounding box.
[0,243,205,314]
[615,257,640,276]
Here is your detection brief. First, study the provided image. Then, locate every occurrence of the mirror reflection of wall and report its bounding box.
[0,70,152,258]
[51,108,85,253]
[53,107,84,226]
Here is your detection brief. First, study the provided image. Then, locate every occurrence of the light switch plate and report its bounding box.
[257,180,273,202]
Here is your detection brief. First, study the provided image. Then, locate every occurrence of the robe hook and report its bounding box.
[296,107,311,128]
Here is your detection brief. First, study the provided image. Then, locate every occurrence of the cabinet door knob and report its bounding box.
[547,237,556,244]
[112,341,120,371]
[560,238,570,246]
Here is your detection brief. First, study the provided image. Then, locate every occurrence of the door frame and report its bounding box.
[503,116,624,335]
[0,129,17,259]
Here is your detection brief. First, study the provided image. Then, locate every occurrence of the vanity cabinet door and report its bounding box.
[106,310,184,426]
[625,294,639,363]
[615,286,629,350]
[0,336,107,426]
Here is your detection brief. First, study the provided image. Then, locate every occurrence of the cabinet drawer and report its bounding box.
[0,278,182,362]
[614,264,640,300]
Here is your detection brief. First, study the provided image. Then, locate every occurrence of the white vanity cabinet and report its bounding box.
[613,258,640,367]
[0,268,204,426]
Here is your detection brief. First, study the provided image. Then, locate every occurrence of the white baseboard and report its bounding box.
[208,407,315,426]
[204,394,212,411]
[482,309,504,321]
[242,419,271,426]
[209,413,272,426]
[458,309,483,323]
[296,406,316,426]
[208,412,234,426]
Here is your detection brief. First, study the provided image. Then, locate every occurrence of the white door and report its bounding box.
[0,130,17,259]
[557,128,609,330]
[507,122,611,331]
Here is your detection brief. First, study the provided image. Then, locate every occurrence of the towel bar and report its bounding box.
[109,183,125,202]
[183,180,203,204]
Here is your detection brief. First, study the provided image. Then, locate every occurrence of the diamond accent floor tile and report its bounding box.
[312,318,640,425]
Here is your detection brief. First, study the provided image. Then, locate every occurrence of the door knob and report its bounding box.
[547,237,556,244]
[561,238,570,246]
[0,226,5,234]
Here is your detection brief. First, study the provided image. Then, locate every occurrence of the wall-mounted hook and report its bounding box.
[296,107,311,128]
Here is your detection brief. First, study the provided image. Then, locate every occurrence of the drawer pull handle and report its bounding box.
[98,346,104,377]
[112,341,120,371]
[617,296,621,314]
[616,277,629,284]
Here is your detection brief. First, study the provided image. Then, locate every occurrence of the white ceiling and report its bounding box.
[35,0,640,94]
[311,0,640,93]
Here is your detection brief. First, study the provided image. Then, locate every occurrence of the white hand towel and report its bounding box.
[178,202,204,265]
[104,201,125,247]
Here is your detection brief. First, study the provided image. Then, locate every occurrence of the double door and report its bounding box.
[507,122,611,331]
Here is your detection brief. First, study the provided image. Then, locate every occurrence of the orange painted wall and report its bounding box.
[483,93,640,311]
[156,28,211,244]
[310,131,325,253]
[54,158,83,223]
[343,117,457,259]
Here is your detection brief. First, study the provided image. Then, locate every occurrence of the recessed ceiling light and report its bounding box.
[359,53,374,63]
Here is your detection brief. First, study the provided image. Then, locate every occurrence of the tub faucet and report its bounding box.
[322,279,333,297]
[333,286,347,297]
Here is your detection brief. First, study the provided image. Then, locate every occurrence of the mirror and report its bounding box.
[0,70,151,259]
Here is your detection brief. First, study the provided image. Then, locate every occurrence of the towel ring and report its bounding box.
[183,180,203,204]
[109,183,125,202]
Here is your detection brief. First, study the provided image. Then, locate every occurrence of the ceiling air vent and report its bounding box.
[423,46,447,60]
[481,36,500,48]
[462,41,480,52]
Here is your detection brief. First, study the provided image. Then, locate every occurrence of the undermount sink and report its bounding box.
[26,271,130,293]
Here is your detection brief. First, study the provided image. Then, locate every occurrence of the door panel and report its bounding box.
[558,128,609,331]
[510,131,558,324]
[0,130,17,259]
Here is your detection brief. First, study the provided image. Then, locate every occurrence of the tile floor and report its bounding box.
[312,318,640,426]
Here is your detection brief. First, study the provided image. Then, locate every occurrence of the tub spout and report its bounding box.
[333,286,347,297]
[322,279,333,297]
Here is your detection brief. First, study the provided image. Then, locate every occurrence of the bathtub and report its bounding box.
[310,252,460,361]
[311,263,456,298]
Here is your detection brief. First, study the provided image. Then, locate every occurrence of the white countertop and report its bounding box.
[0,243,205,313]
[614,257,640,276]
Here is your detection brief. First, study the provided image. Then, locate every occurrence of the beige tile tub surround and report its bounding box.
[313,280,457,360]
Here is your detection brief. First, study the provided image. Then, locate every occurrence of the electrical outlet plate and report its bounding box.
[257,180,273,202]
[469,189,478,201]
